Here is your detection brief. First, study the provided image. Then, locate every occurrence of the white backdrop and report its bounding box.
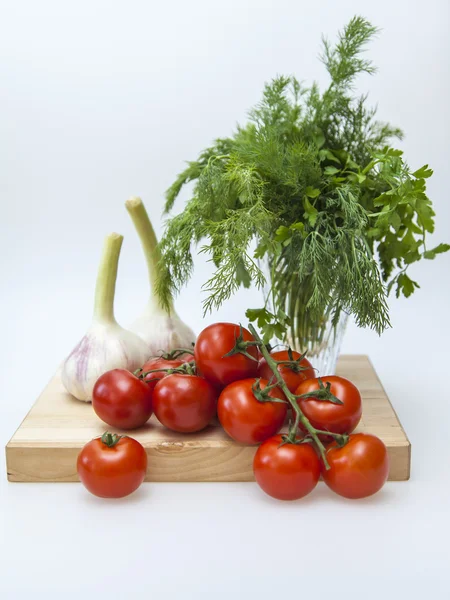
[1,1,449,598]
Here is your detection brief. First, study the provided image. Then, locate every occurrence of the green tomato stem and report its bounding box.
[139,361,196,379]
[247,323,330,469]
[93,233,123,324]
[290,410,301,442]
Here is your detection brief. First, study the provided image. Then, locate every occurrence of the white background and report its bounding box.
[1,0,450,598]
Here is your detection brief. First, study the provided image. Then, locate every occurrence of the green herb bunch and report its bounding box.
[157,16,449,349]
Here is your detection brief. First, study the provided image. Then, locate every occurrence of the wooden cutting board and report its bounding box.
[6,355,410,482]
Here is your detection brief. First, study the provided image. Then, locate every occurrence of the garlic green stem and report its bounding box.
[93,233,123,323]
[125,197,172,312]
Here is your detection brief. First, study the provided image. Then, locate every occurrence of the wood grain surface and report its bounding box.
[6,355,411,482]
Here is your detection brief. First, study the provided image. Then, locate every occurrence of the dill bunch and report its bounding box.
[157,16,449,348]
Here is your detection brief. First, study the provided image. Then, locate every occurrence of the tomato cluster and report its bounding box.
[77,322,389,502]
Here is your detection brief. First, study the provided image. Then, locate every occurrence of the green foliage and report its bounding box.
[157,16,448,345]
[245,307,291,344]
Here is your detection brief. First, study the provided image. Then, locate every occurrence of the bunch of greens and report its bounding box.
[156,16,448,349]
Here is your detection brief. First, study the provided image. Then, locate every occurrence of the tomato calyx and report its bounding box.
[332,433,350,448]
[278,433,314,447]
[158,347,195,360]
[100,432,125,448]
[273,348,313,375]
[252,378,289,404]
[308,429,349,447]
[222,323,259,362]
[137,360,197,379]
[296,378,343,405]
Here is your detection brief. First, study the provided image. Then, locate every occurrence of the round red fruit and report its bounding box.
[295,376,362,435]
[93,369,153,430]
[258,350,315,392]
[77,433,147,498]
[140,356,188,391]
[253,435,320,500]
[153,373,218,433]
[194,323,258,387]
[322,433,389,499]
[217,378,287,445]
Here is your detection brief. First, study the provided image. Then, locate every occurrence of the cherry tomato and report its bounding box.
[194,323,258,387]
[258,350,315,392]
[253,435,320,500]
[153,374,218,433]
[77,433,147,498]
[140,356,188,391]
[217,378,287,444]
[322,433,389,499]
[93,369,153,430]
[295,376,362,435]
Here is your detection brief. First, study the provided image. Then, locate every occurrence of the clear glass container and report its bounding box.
[260,257,348,376]
[285,309,348,376]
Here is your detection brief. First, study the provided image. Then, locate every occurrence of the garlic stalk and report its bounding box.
[125,197,196,353]
[62,232,150,401]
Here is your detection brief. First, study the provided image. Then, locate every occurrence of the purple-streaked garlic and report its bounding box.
[61,232,149,401]
[125,197,196,353]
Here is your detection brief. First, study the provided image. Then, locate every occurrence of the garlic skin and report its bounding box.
[129,295,196,354]
[125,197,196,353]
[61,322,149,401]
[61,233,150,402]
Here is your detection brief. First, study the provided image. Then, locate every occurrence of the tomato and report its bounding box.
[77,433,147,498]
[258,350,315,392]
[194,322,258,387]
[295,376,362,435]
[93,369,153,430]
[153,374,218,433]
[140,356,188,391]
[322,433,389,499]
[217,378,287,444]
[253,435,320,500]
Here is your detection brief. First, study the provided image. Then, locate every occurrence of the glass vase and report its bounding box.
[260,258,348,376]
[285,309,349,376]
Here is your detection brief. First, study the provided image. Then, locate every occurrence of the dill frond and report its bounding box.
[157,15,448,344]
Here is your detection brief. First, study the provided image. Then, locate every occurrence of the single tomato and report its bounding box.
[77,432,147,498]
[217,378,287,445]
[93,369,153,430]
[153,373,218,433]
[140,356,188,391]
[258,350,315,392]
[295,376,362,435]
[194,323,258,387]
[253,435,320,500]
[322,433,389,499]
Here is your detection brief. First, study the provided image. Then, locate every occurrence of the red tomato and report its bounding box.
[93,369,153,430]
[322,433,389,499]
[153,374,218,433]
[217,378,287,445]
[295,376,362,435]
[258,350,315,392]
[253,435,320,500]
[140,356,187,391]
[194,323,258,387]
[77,433,147,498]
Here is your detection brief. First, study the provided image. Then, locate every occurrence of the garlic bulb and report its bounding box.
[125,197,196,353]
[62,233,150,401]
